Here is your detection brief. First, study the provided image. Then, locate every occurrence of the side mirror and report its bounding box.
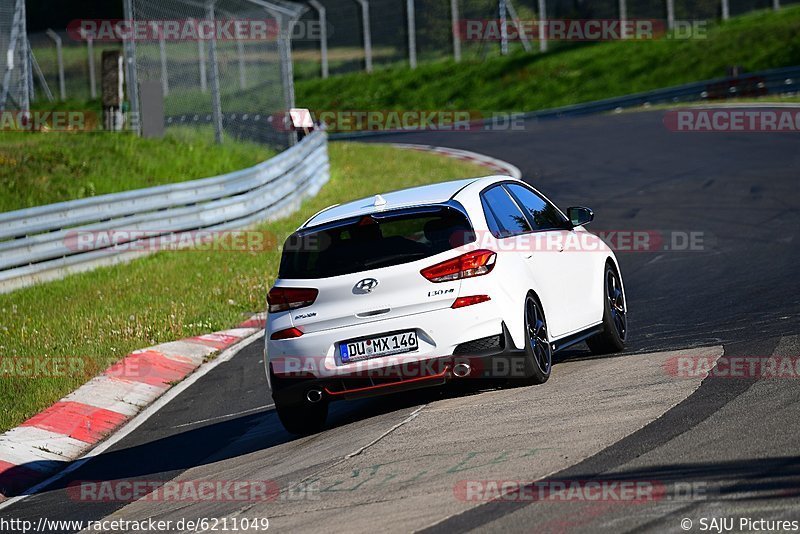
[567,206,594,227]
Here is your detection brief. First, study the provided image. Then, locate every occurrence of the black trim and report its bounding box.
[271,322,527,405]
[453,334,503,355]
[551,324,604,353]
[269,321,606,406]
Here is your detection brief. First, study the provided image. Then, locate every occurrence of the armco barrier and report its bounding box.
[0,130,330,293]
[516,65,800,121]
[330,65,800,139]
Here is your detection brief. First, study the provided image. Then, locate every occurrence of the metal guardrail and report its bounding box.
[0,129,330,293]
[517,65,800,121]
[330,65,800,140]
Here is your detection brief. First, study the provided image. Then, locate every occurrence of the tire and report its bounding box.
[521,293,552,385]
[275,398,328,435]
[587,264,627,355]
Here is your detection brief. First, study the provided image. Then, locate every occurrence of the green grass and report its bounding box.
[0,128,273,213]
[0,142,487,432]
[290,6,800,120]
[34,8,799,121]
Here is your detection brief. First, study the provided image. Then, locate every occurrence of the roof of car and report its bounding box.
[302,175,508,228]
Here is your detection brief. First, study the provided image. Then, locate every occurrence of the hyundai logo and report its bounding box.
[354,278,379,294]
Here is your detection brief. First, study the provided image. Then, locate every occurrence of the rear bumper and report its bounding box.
[269,299,506,363]
[269,323,528,405]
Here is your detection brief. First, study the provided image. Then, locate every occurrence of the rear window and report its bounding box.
[279,206,475,279]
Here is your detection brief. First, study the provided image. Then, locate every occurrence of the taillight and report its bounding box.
[452,295,491,309]
[267,287,318,313]
[420,250,497,283]
[270,327,304,340]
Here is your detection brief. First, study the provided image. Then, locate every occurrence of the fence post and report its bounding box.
[499,0,508,55]
[158,28,169,97]
[122,0,140,134]
[85,33,97,99]
[29,48,54,101]
[721,0,729,19]
[450,0,461,62]
[308,0,329,78]
[45,29,66,100]
[0,0,23,109]
[206,1,223,144]
[537,0,547,52]
[666,0,675,31]
[19,0,29,111]
[196,20,208,92]
[355,0,373,73]
[407,0,417,68]
[236,39,248,88]
[618,0,628,39]
[27,44,35,103]
[277,13,299,145]
[506,0,531,53]
[773,0,780,10]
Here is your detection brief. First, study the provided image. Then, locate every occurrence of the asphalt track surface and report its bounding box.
[1,110,799,533]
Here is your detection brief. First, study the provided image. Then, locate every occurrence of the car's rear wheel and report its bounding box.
[522,293,552,384]
[275,398,328,435]
[587,264,627,354]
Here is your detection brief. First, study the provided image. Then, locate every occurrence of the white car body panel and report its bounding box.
[266,175,624,389]
[304,178,477,228]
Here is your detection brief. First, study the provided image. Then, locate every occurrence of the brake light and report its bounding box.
[267,287,318,313]
[420,250,497,283]
[452,295,491,309]
[270,327,304,340]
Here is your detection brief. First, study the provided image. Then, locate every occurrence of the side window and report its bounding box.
[505,183,570,231]
[480,186,532,238]
[480,196,503,238]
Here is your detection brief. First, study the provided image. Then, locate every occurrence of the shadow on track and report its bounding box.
[0,342,615,502]
[0,376,515,499]
[421,455,800,534]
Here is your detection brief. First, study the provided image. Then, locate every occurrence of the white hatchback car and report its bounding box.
[265,175,626,434]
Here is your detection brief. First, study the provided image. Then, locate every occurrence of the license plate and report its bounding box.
[340,330,418,363]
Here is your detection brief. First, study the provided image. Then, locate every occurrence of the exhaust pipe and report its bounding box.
[453,363,471,378]
[306,389,323,403]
